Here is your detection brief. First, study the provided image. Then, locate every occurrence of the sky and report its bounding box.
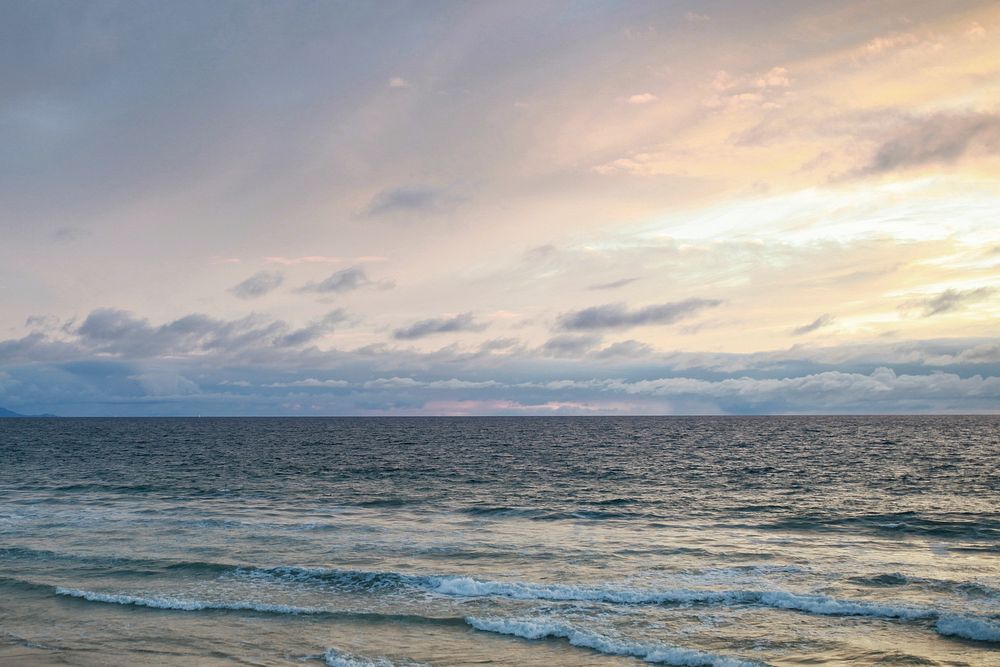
[1,0,998,416]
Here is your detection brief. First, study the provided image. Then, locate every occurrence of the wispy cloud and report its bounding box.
[627,93,657,105]
[230,271,284,299]
[540,334,602,357]
[557,298,721,331]
[792,314,834,336]
[588,277,639,291]
[277,310,348,347]
[266,378,350,388]
[52,227,89,242]
[365,186,445,217]
[298,266,391,294]
[593,339,653,359]
[264,256,341,265]
[904,288,996,317]
[393,313,485,340]
[860,112,1000,175]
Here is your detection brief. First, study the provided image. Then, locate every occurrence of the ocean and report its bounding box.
[0,416,997,666]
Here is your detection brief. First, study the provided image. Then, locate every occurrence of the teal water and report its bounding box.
[1,417,998,665]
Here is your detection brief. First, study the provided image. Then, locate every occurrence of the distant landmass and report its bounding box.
[0,406,58,418]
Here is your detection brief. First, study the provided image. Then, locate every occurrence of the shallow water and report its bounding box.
[0,416,998,666]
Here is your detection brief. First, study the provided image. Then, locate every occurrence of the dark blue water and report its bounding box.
[1,417,998,666]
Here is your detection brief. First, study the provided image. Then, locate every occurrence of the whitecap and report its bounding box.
[55,587,324,615]
[465,616,763,666]
[935,615,1000,642]
[426,576,932,620]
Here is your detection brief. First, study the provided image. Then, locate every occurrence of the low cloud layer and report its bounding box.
[558,298,721,331]
[0,309,997,415]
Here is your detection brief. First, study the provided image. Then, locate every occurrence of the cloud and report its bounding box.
[921,342,1000,366]
[393,313,485,340]
[703,67,792,110]
[70,308,349,358]
[540,334,602,357]
[2,313,998,415]
[276,310,348,347]
[264,256,342,265]
[627,93,658,105]
[792,314,834,336]
[479,337,521,353]
[365,186,444,216]
[230,271,284,299]
[266,378,350,388]
[965,22,986,39]
[588,277,639,290]
[363,377,501,390]
[684,11,710,23]
[755,67,790,88]
[388,76,411,88]
[563,367,1000,413]
[74,308,289,357]
[904,287,996,317]
[861,112,1000,174]
[25,315,60,331]
[593,339,653,359]
[52,226,89,242]
[298,266,387,294]
[860,32,919,57]
[128,371,199,396]
[557,298,721,331]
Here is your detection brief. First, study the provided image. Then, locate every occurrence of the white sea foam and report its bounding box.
[55,587,324,615]
[55,580,998,647]
[752,591,933,620]
[935,615,1000,642]
[427,576,931,620]
[428,576,722,604]
[323,647,424,667]
[465,616,761,666]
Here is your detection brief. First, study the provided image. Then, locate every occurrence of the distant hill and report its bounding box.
[0,406,58,418]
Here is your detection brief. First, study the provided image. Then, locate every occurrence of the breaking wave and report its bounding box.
[465,616,762,666]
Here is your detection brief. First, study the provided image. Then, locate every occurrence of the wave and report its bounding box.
[848,571,1000,601]
[465,616,762,667]
[55,587,329,614]
[426,576,933,619]
[17,550,999,644]
[457,505,654,521]
[935,615,1000,642]
[234,565,420,592]
[848,572,910,587]
[760,512,1000,540]
[43,580,1000,646]
[52,586,467,627]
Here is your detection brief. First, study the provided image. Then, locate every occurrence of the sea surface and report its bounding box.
[0,416,998,666]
